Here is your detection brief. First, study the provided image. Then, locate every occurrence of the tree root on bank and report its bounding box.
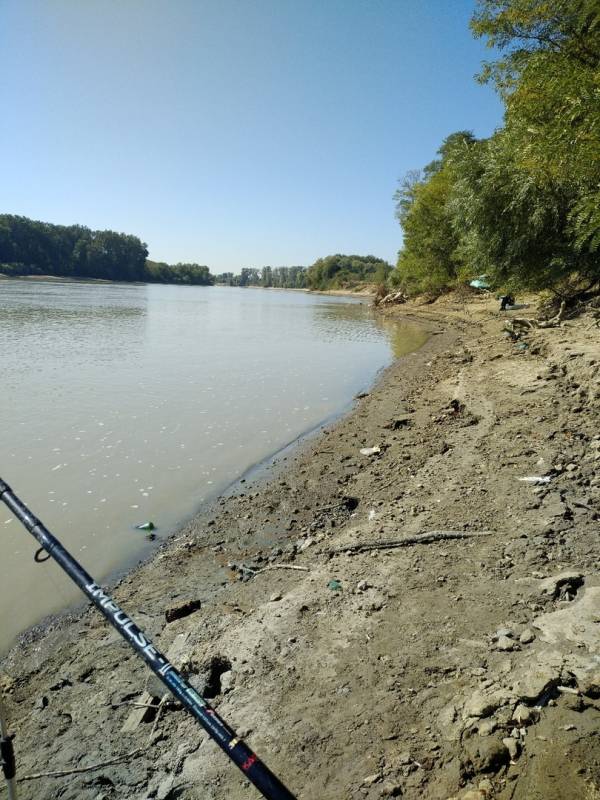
[324,530,492,556]
[507,300,567,332]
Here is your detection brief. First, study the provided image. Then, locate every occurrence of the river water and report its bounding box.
[0,279,427,652]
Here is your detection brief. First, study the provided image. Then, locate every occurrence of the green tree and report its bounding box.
[306,255,391,290]
[471,0,600,285]
[392,132,476,294]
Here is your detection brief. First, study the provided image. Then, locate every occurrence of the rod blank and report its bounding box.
[0,477,296,800]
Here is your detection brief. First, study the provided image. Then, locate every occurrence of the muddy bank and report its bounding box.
[2,296,600,800]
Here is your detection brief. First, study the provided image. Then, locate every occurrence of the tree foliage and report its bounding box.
[214,267,307,288]
[306,254,392,290]
[393,133,476,293]
[0,215,214,285]
[392,0,600,295]
[471,0,600,279]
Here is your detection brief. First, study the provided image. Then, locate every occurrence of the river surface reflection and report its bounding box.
[0,280,427,651]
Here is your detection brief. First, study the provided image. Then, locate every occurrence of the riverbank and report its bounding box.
[2,295,600,800]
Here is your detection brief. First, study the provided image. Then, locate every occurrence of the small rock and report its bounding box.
[495,635,515,652]
[220,670,234,694]
[156,773,176,800]
[363,774,381,787]
[519,629,535,644]
[476,719,497,737]
[562,692,584,712]
[360,446,381,456]
[478,778,493,795]
[463,737,509,773]
[269,593,282,602]
[357,580,371,592]
[439,704,457,727]
[512,704,539,726]
[379,782,403,798]
[503,737,520,761]
[164,599,201,623]
[463,690,508,720]
[538,571,584,599]
[493,628,514,640]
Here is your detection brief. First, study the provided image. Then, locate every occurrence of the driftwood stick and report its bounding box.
[148,694,170,743]
[314,501,344,512]
[20,747,144,781]
[109,700,159,710]
[325,530,492,556]
[252,564,310,576]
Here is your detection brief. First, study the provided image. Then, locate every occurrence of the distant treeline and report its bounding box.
[306,255,391,291]
[215,255,392,291]
[215,266,307,288]
[392,0,600,298]
[0,215,213,285]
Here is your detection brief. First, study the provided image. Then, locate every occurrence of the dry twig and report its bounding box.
[324,530,492,556]
[20,747,144,781]
[249,564,309,576]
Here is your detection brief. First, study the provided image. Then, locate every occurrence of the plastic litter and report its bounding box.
[327,579,342,591]
[360,446,381,456]
[134,521,156,531]
[518,476,551,484]
[469,276,491,290]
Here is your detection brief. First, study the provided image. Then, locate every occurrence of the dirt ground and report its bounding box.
[2,294,600,800]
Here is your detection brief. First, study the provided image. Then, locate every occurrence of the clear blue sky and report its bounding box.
[0,0,502,271]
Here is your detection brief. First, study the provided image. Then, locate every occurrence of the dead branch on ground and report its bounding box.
[324,530,492,556]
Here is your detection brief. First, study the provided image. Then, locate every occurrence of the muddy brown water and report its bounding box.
[0,279,427,652]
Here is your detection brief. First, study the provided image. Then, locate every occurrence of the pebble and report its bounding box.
[512,704,539,726]
[362,773,381,787]
[220,670,234,693]
[269,593,282,602]
[379,782,403,798]
[519,628,535,644]
[477,719,497,737]
[503,736,520,761]
[495,635,515,652]
[464,737,509,773]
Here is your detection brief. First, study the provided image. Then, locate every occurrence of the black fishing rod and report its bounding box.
[0,477,296,800]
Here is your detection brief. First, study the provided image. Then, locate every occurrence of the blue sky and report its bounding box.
[0,1,503,271]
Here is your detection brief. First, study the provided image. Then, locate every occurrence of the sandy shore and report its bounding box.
[2,295,600,800]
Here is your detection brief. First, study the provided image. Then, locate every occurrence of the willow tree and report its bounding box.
[472,0,600,288]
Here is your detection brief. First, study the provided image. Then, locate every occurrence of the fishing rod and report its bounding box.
[0,477,296,800]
